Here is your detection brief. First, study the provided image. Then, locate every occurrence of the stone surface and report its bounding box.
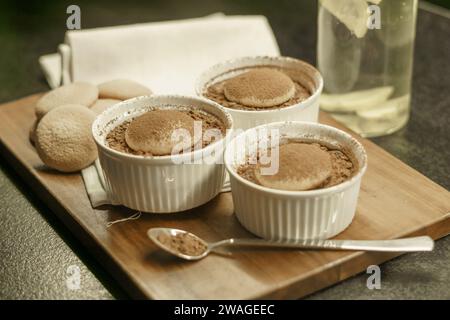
[0,0,448,299]
[0,158,121,299]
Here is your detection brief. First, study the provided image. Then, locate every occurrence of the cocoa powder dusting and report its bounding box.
[157,232,207,256]
[237,142,357,190]
[106,108,226,156]
[203,68,311,111]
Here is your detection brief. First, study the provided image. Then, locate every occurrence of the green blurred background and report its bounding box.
[429,0,450,8]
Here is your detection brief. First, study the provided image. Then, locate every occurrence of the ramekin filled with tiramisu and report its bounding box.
[224,121,367,240]
[196,56,323,130]
[92,95,233,213]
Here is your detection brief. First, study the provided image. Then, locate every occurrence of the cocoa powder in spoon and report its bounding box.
[157,232,207,256]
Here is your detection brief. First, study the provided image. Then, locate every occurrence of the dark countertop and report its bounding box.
[0,0,449,300]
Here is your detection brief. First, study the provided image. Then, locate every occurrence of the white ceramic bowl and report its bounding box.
[92,95,233,213]
[224,121,367,240]
[196,56,323,130]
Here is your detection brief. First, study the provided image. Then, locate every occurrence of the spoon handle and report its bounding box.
[212,236,434,252]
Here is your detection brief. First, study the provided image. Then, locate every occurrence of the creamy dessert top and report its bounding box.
[237,141,357,191]
[106,108,226,156]
[204,67,311,111]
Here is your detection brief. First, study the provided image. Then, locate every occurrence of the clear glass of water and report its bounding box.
[317,0,418,137]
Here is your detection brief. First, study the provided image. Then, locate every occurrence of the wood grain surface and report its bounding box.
[0,94,449,299]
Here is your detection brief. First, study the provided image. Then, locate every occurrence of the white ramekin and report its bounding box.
[224,121,367,240]
[92,95,233,213]
[196,56,323,130]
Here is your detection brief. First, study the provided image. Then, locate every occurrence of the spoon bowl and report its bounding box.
[148,227,210,261]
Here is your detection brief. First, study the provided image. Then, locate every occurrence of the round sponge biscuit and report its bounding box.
[125,109,195,155]
[35,82,98,119]
[254,143,332,191]
[98,79,152,100]
[90,99,121,115]
[223,68,295,108]
[35,104,98,172]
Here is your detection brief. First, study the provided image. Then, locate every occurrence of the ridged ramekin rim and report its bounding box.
[92,94,234,163]
[195,55,324,114]
[224,121,368,197]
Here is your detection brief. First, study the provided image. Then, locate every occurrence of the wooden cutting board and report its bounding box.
[0,94,449,299]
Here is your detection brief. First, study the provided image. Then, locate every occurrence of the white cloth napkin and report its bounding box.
[39,14,280,208]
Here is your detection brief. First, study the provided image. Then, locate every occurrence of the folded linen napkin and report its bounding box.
[39,14,280,208]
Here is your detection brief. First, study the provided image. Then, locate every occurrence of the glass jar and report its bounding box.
[317,0,418,137]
